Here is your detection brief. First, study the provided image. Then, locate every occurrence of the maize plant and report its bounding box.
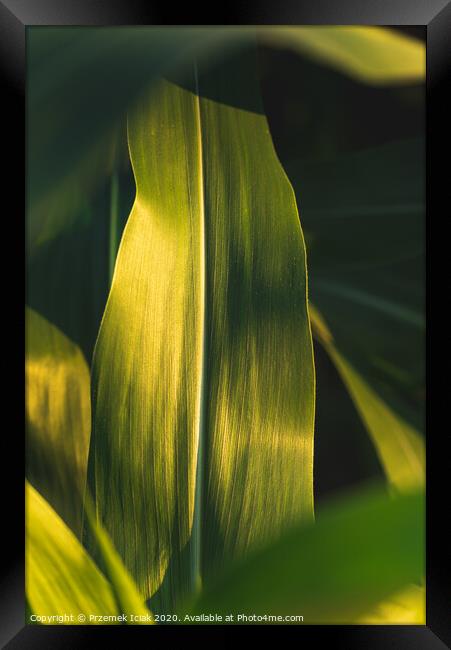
[26,26,425,625]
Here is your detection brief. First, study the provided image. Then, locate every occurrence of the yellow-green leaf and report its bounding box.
[357,584,425,624]
[261,26,425,84]
[26,307,91,536]
[26,482,152,625]
[86,45,315,604]
[83,493,154,623]
[309,304,424,491]
[26,481,117,624]
[330,348,424,491]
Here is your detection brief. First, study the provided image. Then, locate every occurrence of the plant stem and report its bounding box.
[109,169,119,285]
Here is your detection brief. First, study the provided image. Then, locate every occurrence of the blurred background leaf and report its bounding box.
[26,308,91,537]
[309,304,424,492]
[357,583,425,624]
[189,486,424,623]
[259,31,425,164]
[286,139,425,491]
[261,27,424,85]
[27,27,242,254]
[26,130,135,362]
[259,29,425,500]
[307,342,387,499]
[27,481,424,626]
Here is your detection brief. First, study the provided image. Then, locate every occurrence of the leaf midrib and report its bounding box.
[191,60,207,594]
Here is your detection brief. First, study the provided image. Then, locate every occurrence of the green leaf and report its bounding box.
[26,307,91,536]
[86,45,315,605]
[189,486,424,623]
[26,481,117,623]
[285,139,425,490]
[82,493,154,623]
[261,27,425,85]
[27,482,152,624]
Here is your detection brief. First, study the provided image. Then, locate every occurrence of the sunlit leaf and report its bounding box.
[189,486,424,623]
[261,27,425,85]
[83,493,153,623]
[25,307,91,536]
[26,481,117,623]
[357,584,425,624]
[86,44,315,606]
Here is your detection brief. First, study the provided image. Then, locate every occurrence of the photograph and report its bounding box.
[25,25,425,626]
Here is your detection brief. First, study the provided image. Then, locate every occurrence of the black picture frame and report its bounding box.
[3,0,449,647]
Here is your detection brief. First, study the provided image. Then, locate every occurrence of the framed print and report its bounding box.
[1,0,449,647]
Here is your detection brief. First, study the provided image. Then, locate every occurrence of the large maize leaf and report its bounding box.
[86,45,315,605]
